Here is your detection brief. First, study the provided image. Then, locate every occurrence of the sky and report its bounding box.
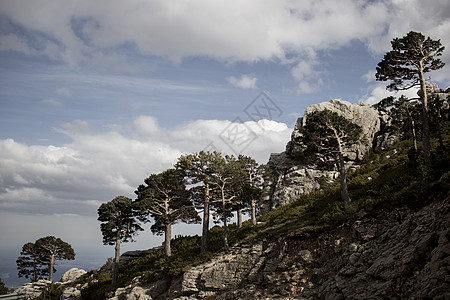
[1,0,450,288]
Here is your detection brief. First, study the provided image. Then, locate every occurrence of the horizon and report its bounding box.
[1,0,450,289]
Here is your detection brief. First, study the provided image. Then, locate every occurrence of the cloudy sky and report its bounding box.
[1,0,449,287]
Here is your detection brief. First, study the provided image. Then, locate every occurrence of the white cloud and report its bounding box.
[2,1,449,83]
[226,75,258,89]
[362,70,376,83]
[361,83,420,105]
[0,117,292,216]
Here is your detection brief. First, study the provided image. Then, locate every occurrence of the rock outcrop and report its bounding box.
[262,99,385,213]
[15,268,86,300]
[103,175,450,299]
[15,279,52,299]
[60,268,87,283]
[262,87,450,213]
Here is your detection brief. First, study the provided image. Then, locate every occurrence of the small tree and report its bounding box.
[16,242,50,282]
[302,109,362,207]
[35,236,75,283]
[134,168,200,257]
[98,196,143,286]
[375,31,445,165]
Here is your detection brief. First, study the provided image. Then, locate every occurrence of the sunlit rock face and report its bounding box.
[262,99,384,213]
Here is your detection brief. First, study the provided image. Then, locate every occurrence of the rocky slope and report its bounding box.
[105,174,450,299]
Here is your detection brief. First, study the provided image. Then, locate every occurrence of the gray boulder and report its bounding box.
[60,268,86,283]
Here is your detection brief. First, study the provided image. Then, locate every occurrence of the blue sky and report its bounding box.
[1,0,449,287]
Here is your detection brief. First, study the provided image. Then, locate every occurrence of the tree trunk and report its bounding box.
[222,190,229,252]
[330,124,351,208]
[33,258,38,282]
[237,204,242,228]
[249,176,257,226]
[112,236,121,286]
[337,152,351,208]
[251,198,257,226]
[165,222,172,257]
[418,61,432,166]
[49,253,55,283]
[411,119,418,151]
[201,183,210,253]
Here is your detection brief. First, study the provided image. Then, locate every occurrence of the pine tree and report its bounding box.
[176,151,221,253]
[135,169,200,257]
[302,109,362,207]
[35,236,75,283]
[16,242,50,282]
[236,155,263,226]
[376,31,445,165]
[98,196,143,286]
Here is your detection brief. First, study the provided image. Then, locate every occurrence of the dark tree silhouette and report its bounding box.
[16,242,50,282]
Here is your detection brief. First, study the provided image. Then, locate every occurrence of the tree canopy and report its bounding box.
[35,236,75,282]
[16,242,50,282]
[134,168,200,256]
[176,151,221,253]
[17,236,75,283]
[98,196,143,286]
[375,31,445,165]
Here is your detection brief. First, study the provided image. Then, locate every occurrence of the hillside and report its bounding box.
[14,94,450,299]
[102,141,450,300]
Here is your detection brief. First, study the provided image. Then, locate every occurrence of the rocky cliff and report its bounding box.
[262,99,388,213]
[103,174,450,299]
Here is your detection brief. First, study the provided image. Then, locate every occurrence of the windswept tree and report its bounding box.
[176,151,221,253]
[302,109,362,207]
[16,242,50,282]
[35,236,75,283]
[98,196,143,286]
[134,168,200,257]
[375,31,445,165]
